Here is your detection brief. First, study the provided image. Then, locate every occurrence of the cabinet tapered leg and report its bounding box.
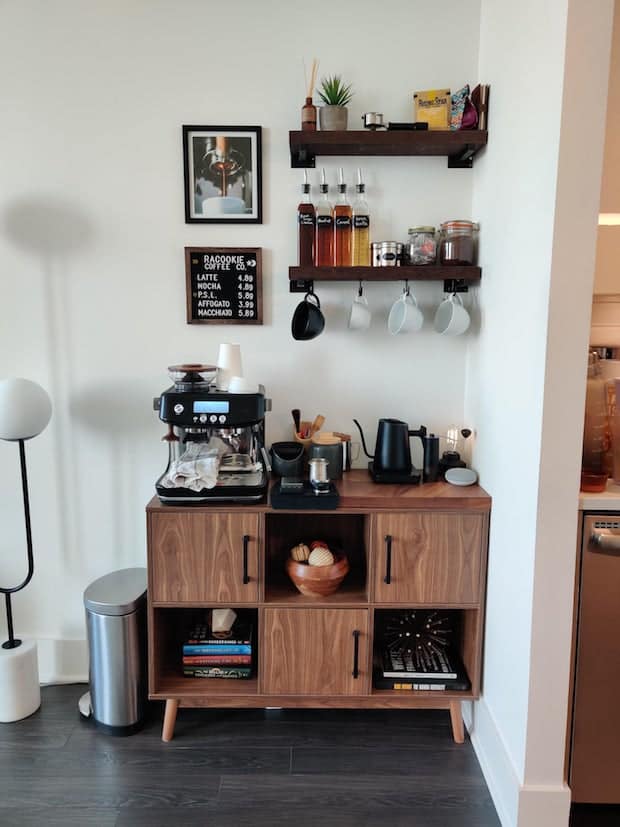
[162,699,179,742]
[449,701,465,744]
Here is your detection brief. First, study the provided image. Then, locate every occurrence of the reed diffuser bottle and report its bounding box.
[333,168,352,266]
[314,169,333,266]
[301,58,318,131]
[351,168,370,266]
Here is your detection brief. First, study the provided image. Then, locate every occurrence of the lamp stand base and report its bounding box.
[0,638,40,722]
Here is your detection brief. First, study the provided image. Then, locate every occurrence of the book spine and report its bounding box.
[182,655,252,665]
[382,671,457,680]
[182,644,252,655]
[185,638,251,645]
[183,667,252,678]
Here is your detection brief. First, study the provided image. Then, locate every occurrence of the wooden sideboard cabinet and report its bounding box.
[146,471,490,743]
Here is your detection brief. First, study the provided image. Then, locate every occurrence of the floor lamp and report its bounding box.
[0,378,52,722]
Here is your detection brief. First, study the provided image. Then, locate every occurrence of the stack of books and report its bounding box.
[182,619,253,679]
[374,645,470,691]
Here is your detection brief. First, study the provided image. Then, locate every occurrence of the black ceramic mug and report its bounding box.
[291,291,325,340]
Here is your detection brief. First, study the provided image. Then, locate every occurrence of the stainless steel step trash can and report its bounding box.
[84,567,147,735]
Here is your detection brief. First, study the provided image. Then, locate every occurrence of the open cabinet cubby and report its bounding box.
[371,608,481,698]
[265,512,368,605]
[150,607,259,698]
[146,475,490,742]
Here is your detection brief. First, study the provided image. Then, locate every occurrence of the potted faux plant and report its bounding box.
[317,74,354,131]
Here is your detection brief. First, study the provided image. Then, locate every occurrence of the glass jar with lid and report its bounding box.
[405,226,437,265]
[439,220,479,265]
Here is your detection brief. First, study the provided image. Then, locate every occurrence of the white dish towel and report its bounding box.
[160,439,228,491]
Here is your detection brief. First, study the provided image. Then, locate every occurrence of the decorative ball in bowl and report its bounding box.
[286,542,349,597]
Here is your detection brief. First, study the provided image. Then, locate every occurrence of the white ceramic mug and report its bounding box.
[433,293,471,336]
[348,286,371,331]
[387,287,424,335]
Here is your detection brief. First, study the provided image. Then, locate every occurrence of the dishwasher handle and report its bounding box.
[591,531,620,556]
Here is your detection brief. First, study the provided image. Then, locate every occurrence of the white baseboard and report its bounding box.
[36,637,88,685]
[465,699,571,827]
[465,698,520,827]
[517,784,571,827]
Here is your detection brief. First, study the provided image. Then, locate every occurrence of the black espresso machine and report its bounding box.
[154,365,271,503]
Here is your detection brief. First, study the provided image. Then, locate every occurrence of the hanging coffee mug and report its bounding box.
[433,293,471,336]
[387,284,424,335]
[291,291,325,340]
[348,283,371,331]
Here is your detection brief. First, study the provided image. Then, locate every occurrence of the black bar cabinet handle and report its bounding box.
[242,535,250,584]
[384,534,392,584]
[352,630,360,679]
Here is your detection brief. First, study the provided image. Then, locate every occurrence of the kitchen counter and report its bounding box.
[579,480,620,511]
[147,469,491,513]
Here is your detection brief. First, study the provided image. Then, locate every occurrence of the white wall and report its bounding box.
[468,1,613,826]
[594,2,620,295]
[0,0,481,678]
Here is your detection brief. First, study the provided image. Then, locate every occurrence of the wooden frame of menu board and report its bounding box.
[185,247,263,325]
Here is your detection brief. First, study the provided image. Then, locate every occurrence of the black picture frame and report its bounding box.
[183,125,262,224]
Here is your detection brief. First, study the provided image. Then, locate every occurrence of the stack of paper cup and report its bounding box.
[216,343,242,391]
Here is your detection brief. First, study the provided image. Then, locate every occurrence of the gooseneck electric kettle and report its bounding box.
[353,418,428,483]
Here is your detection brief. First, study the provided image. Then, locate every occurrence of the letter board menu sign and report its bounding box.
[185,246,262,325]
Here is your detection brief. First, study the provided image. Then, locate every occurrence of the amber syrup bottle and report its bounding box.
[333,168,352,266]
[352,168,370,266]
[298,171,315,266]
[314,169,333,266]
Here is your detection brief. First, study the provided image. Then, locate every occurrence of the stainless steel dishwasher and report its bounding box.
[569,513,620,803]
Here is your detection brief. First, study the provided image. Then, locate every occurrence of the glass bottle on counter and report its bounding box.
[351,168,370,266]
[314,168,333,267]
[333,168,352,266]
[297,171,315,267]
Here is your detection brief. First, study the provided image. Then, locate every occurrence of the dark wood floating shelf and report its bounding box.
[289,129,488,169]
[289,265,481,283]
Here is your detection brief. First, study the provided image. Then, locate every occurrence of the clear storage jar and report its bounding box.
[439,220,479,265]
[405,227,437,265]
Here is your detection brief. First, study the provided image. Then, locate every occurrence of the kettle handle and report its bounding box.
[408,426,427,440]
[353,419,374,460]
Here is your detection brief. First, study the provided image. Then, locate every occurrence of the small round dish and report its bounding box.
[445,467,478,486]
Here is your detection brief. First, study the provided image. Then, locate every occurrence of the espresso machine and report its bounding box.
[154,365,271,503]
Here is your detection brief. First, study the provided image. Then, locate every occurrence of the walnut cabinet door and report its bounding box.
[262,608,369,695]
[149,512,259,603]
[372,512,483,605]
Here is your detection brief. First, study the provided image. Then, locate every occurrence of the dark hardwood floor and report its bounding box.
[0,684,502,826]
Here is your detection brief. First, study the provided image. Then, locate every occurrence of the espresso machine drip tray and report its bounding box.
[220,454,260,473]
[156,474,266,503]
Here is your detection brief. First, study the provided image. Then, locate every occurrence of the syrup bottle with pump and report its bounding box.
[297,171,315,267]
[333,167,352,266]
[352,167,370,266]
[314,168,333,267]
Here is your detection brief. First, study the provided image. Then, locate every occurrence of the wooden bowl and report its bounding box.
[286,554,349,597]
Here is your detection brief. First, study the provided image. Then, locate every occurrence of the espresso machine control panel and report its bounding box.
[158,389,268,428]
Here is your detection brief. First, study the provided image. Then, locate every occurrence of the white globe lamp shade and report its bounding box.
[0,379,52,441]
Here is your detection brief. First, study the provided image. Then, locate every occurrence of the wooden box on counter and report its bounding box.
[146,470,491,742]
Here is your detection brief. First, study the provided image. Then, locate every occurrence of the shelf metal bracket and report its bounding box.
[290,147,316,169]
[443,279,469,293]
[290,278,314,293]
[447,145,477,169]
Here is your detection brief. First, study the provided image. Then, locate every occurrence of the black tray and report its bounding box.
[270,481,340,510]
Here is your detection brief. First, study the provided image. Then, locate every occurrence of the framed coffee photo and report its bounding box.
[183,125,262,223]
